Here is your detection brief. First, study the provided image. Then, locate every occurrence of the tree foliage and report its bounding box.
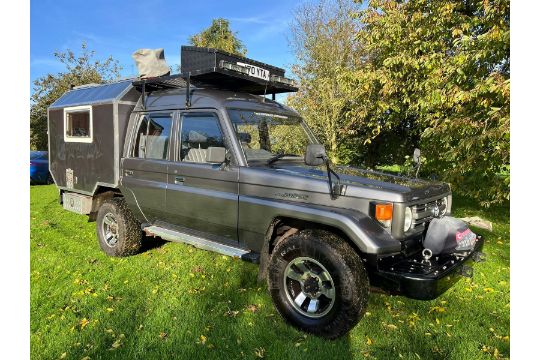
[30,43,121,150]
[189,18,247,56]
[290,0,509,206]
[288,0,362,163]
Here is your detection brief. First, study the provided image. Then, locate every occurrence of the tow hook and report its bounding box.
[460,265,474,278]
[472,251,486,263]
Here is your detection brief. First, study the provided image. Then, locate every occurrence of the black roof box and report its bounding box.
[180,46,297,95]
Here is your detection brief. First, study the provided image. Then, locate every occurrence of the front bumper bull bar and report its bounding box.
[369,235,485,300]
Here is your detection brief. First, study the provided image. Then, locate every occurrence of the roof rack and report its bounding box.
[131,46,298,109]
[131,74,188,91]
[180,46,297,95]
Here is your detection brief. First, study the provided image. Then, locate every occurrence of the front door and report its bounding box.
[121,111,174,222]
[165,111,239,241]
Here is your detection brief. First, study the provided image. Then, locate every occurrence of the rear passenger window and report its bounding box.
[179,114,224,162]
[132,113,172,160]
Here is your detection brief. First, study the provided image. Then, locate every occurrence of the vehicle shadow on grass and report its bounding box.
[140,234,168,252]
[76,242,355,360]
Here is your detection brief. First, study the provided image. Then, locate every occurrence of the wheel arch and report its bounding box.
[257,214,384,283]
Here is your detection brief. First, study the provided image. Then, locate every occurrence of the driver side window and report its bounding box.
[179,114,225,163]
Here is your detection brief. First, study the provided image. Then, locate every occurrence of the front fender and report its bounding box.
[239,196,401,255]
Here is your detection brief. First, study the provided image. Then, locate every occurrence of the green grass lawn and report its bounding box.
[31,185,510,359]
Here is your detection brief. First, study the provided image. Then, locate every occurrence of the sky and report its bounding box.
[30,0,301,92]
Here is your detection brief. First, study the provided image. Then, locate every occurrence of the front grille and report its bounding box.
[412,197,447,229]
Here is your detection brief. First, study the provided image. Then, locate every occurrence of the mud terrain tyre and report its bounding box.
[96,198,143,257]
[267,229,369,339]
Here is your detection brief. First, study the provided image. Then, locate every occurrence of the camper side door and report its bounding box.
[121,111,175,222]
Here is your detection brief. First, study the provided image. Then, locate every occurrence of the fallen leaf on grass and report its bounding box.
[59,352,67,359]
[109,334,125,350]
[79,318,90,330]
[198,335,207,345]
[366,336,373,345]
[159,332,168,340]
[191,265,205,273]
[429,306,446,313]
[246,304,259,313]
[254,347,266,358]
[224,308,240,317]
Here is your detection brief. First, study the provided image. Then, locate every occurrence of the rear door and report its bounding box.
[165,111,239,241]
[121,111,174,222]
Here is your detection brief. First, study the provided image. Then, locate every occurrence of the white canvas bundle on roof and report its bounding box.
[132,48,170,78]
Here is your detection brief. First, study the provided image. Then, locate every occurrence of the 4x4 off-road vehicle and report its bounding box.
[48,46,485,338]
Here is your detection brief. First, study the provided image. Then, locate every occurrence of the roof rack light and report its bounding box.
[219,60,251,76]
[219,60,296,87]
[270,75,296,87]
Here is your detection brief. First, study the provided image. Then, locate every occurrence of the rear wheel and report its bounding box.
[96,198,143,257]
[267,229,369,339]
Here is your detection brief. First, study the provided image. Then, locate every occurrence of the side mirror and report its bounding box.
[413,148,421,164]
[206,147,226,164]
[305,144,327,166]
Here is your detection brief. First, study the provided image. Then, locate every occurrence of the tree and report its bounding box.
[30,43,121,150]
[189,18,247,56]
[290,0,509,206]
[345,0,510,205]
[288,0,363,164]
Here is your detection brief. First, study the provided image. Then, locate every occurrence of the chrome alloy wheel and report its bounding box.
[283,257,336,318]
[102,212,119,247]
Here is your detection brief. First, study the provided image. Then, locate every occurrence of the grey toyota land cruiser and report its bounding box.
[48,46,485,338]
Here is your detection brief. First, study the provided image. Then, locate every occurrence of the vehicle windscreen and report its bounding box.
[228,109,314,162]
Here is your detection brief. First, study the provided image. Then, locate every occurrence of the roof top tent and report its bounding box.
[48,80,139,195]
[48,46,297,197]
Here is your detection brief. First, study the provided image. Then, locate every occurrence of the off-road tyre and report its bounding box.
[267,229,369,339]
[96,197,143,257]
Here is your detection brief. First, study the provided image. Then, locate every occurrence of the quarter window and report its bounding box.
[64,106,92,143]
[179,114,224,163]
[132,114,172,160]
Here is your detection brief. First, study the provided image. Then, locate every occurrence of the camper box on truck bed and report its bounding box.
[48,80,140,212]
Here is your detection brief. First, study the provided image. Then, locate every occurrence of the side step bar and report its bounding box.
[143,225,259,263]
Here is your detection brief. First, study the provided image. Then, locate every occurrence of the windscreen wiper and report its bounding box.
[267,153,299,165]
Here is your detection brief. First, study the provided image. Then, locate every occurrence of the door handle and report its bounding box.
[174,176,185,185]
[124,170,133,176]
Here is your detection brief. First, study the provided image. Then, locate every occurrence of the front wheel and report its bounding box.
[267,229,369,339]
[96,198,143,257]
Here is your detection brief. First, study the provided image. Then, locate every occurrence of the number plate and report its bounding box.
[236,62,270,81]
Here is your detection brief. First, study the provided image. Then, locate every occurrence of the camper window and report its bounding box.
[64,106,92,143]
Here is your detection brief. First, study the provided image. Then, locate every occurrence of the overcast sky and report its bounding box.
[30,0,300,91]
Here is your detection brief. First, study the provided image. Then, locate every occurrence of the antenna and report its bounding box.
[185,72,191,108]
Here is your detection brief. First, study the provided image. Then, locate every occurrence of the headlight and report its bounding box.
[440,197,448,216]
[404,207,412,232]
